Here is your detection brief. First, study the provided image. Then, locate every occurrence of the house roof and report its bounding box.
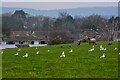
[9,31,49,41]
[80,29,98,38]
[3,36,46,41]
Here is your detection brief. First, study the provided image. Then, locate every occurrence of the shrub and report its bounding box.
[48,38,62,45]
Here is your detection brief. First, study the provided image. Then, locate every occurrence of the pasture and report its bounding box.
[1,41,119,78]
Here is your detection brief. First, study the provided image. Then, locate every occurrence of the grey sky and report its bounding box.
[2,2,118,10]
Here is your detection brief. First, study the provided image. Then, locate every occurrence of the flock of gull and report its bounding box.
[0,44,120,59]
[88,45,119,58]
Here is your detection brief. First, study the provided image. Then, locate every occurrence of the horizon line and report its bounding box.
[1,6,118,11]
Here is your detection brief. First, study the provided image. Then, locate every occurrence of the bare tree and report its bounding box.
[109,16,119,41]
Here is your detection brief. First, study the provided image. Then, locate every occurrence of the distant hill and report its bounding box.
[1,7,118,18]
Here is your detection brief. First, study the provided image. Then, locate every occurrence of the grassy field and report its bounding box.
[1,41,119,78]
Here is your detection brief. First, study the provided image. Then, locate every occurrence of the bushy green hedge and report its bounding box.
[48,37,74,45]
[48,38,62,45]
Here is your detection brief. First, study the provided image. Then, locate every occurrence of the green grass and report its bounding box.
[1,41,119,78]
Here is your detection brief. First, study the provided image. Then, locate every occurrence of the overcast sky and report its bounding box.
[2,2,118,10]
[1,0,119,2]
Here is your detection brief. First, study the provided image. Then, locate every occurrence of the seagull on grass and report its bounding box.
[0,51,3,54]
[100,45,106,51]
[60,51,65,58]
[36,47,38,50]
[23,53,28,58]
[88,48,94,52]
[100,45,104,50]
[118,53,120,56]
[100,45,103,48]
[18,49,21,51]
[69,49,73,53]
[48,50,50,52]
[15,52,19,56]
[114,48,117,50]
[100,53,105,58]
[104,48,107,51]
[36,51,39,54]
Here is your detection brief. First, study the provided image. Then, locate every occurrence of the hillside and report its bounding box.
[2,41,119,78]
[1,7,118,18]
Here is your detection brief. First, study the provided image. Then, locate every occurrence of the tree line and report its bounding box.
[1,10,120,44]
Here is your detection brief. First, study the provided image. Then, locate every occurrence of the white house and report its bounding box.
[0,40,47,49]
[29,40,47,47]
